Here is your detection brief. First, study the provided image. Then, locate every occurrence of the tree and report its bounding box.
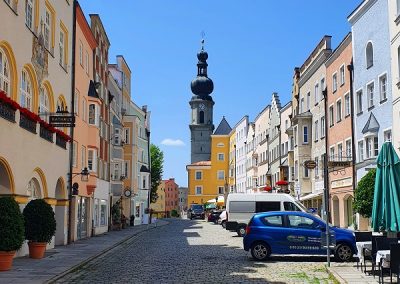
[150,144,164,203]
[353,168,376,218]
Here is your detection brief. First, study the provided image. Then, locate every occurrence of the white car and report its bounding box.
[218,210,227,228]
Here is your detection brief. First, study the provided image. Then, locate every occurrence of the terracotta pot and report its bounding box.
[28,242,47,259]
[0,251,15,271]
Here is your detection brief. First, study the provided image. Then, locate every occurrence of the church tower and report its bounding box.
[189,39,214,163]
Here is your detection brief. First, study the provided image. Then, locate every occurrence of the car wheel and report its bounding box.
[251,241,270,261]
[221,221,226,229]
[334,243,353,262]
[237,225,247,237]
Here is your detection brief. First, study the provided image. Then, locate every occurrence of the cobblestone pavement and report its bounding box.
[55,219,337,284]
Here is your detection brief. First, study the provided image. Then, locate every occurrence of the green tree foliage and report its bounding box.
[170,209,179,217]
[353,168,376,218]
[150,144,164,203]
[0,197,25,251]
[23,199,56,243]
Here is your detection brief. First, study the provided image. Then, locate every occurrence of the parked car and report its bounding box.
[243,211,356,262]
[226,193,308,237]
[208,210,222,223]
[218,210,227,228]
[187,204,205,220]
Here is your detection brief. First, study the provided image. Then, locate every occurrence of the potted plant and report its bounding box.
[23,199,56,259]
[0,197,24,271]
[111,202,121,231]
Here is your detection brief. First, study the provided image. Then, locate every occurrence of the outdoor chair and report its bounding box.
[364,236,385,276]
[378,243,400,284]
[374,237,398,279]
[355,231,372,270]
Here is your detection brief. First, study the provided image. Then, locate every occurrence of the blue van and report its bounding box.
[243,211,356,262]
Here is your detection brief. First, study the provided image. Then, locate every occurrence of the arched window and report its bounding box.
[57,97,66,112]
[20,69,32,110]
[0,49,10,95]
[199,111,204,124]
[366,42,373,68]
[40,87,49,118]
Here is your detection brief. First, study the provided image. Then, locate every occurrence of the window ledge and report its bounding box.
[337,119,342,123]
[395,14,400,25]
[380,98,388,104]
[367,64,373,70]
[357,111,363,116]
[367,106,375,112]
[345,114,351,118]
[59,63,68,73]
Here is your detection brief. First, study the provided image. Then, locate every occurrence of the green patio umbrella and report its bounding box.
[371,142,400,232]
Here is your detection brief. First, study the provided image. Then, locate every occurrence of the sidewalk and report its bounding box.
[328,262,380,284]
[0,220,169,284]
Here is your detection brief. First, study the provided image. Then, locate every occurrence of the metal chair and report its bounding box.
[355,231,372,270]
[364,236,385,276]
[375,237,398,280]
[378,243,400,284]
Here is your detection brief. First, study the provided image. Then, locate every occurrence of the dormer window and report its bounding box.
[366,42,374,69]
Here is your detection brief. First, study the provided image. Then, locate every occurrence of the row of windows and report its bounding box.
[300,77,326,114]
[195,170,225,180]
[357,131,391,163]
[194,186,225,195]
[356,74,387,114]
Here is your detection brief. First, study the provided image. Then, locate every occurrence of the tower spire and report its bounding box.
[201,31,205,51]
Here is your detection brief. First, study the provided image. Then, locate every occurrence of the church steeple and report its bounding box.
[189,37,215,164]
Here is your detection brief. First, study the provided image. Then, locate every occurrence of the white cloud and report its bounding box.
[161,139,185,147]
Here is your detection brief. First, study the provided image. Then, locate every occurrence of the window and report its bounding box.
[124,161,129,178]
[338,143,343,161]
[329,105,334,127]
[85,51,89,74]
[88,149,97,172]
[366,42,373,68]
[306,92,310,111]
[320,78,325,99]
[72,141,77,167]
[332,73,337,93]
[294,126,298,146]
[261,215,283,227]
[367,82,374,108]
[256,201,280,212]
[44,8,51,50]
[366,136,378,158]
[303,126,308,144]
[124,128,129,144]
[82,99,86,121]
[336,99,342,122]
[230,201,255,213]
[79,41,83,66]
[113,163,120,180]
[100,200,107,226]
[25,0,34,29]
[195,171,202,180]
[94,199,99,227]
[304,167,309,178]
[20,70,32,110]
[294,161,298,179]
[321,116,325,138]
[314,120,319,141]
[284,202,302,211]
[0,50,10,95]
[59,29,65,67]
[195,186,202,195]
[218,186,224,195]
[357,90,363,114]
[217,170,225,180]
[330,147,335,160]
[217,153,224,161]
[81,145,86,168]
[114,128,120,145]
[345,93,350,117]
[358,141,364,162]
[314,84,319,103]
[340,65,345,86]
[397,0,400,15]
[39,87,49,118]
[314,157,319,178]
[379,74,387,102]
[288,215,317,229]
[384,130,392,142]
[300,98,304,113]
[346,139,352,158]
[74,89,79,116]
[89,104,96,125]
[199,111,204,123]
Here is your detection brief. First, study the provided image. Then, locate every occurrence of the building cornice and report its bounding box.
[325,32,352,67]
[348,0,378,25]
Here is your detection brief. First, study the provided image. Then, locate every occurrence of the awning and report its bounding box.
[276,180,289,186]
[206,196,225,205]
[280,158,288,167]
[300,192,323,201]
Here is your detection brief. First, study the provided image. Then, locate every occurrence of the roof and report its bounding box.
[88,80,99,98]
[214,117,232,135]
[362,112,380,134]
[190,161,211,166]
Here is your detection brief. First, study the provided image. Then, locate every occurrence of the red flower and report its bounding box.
[55,129,71,142]
[0,90,20,110]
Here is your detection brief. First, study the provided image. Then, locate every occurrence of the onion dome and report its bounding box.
[190,41,214,97]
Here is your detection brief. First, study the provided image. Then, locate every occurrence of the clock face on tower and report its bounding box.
[199,103,205,110]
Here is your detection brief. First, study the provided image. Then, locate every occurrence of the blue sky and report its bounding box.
[80,0,361,187]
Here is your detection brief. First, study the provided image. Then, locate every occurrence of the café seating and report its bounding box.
[364,236,385,276]
[355,231,372,270]
[374,237,398,279]
[378,243,400,284]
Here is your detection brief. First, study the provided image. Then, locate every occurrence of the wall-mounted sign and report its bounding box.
[328,161,351,168]
[50,115,75,124]
[304,160,317,169]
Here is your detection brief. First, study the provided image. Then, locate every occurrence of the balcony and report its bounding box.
[56,133,67,149]
[19,113,37,134]
[0,102,16,122]
[40,125,53,143]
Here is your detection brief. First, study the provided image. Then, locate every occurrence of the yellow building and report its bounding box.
[187,118,231,206]
[228,128,236,193]
[150,181,166,218]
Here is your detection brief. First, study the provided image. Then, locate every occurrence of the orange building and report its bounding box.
[71,3,101,240]
[164,178,179,215]
[325,32,356,229]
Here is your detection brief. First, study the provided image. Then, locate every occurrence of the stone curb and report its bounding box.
[45,221,169,284]
[326,266,347,284]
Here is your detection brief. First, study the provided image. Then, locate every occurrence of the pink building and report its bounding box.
[164,178,179,215]
[325,33,355,229]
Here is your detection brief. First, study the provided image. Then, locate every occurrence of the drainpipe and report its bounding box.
[67,0,77,245]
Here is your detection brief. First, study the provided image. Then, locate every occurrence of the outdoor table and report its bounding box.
[376,250,391,268]
[356,241,372,264]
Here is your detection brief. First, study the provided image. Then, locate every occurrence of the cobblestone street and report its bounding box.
[54,219,337,284]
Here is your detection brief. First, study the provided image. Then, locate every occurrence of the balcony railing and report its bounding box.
[56,133,67,149]
[19,113,37,134]
[40,125,54,143]
[0,102,16,122]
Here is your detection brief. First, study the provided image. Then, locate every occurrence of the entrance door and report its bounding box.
[77,197,88,239]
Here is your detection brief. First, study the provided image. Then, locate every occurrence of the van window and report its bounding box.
[261,215,283,227]
[256,201,280,212]
[284,202,302,211]
[230,201,255,213]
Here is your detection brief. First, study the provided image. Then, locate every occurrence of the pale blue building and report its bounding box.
[348,0,392,182]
